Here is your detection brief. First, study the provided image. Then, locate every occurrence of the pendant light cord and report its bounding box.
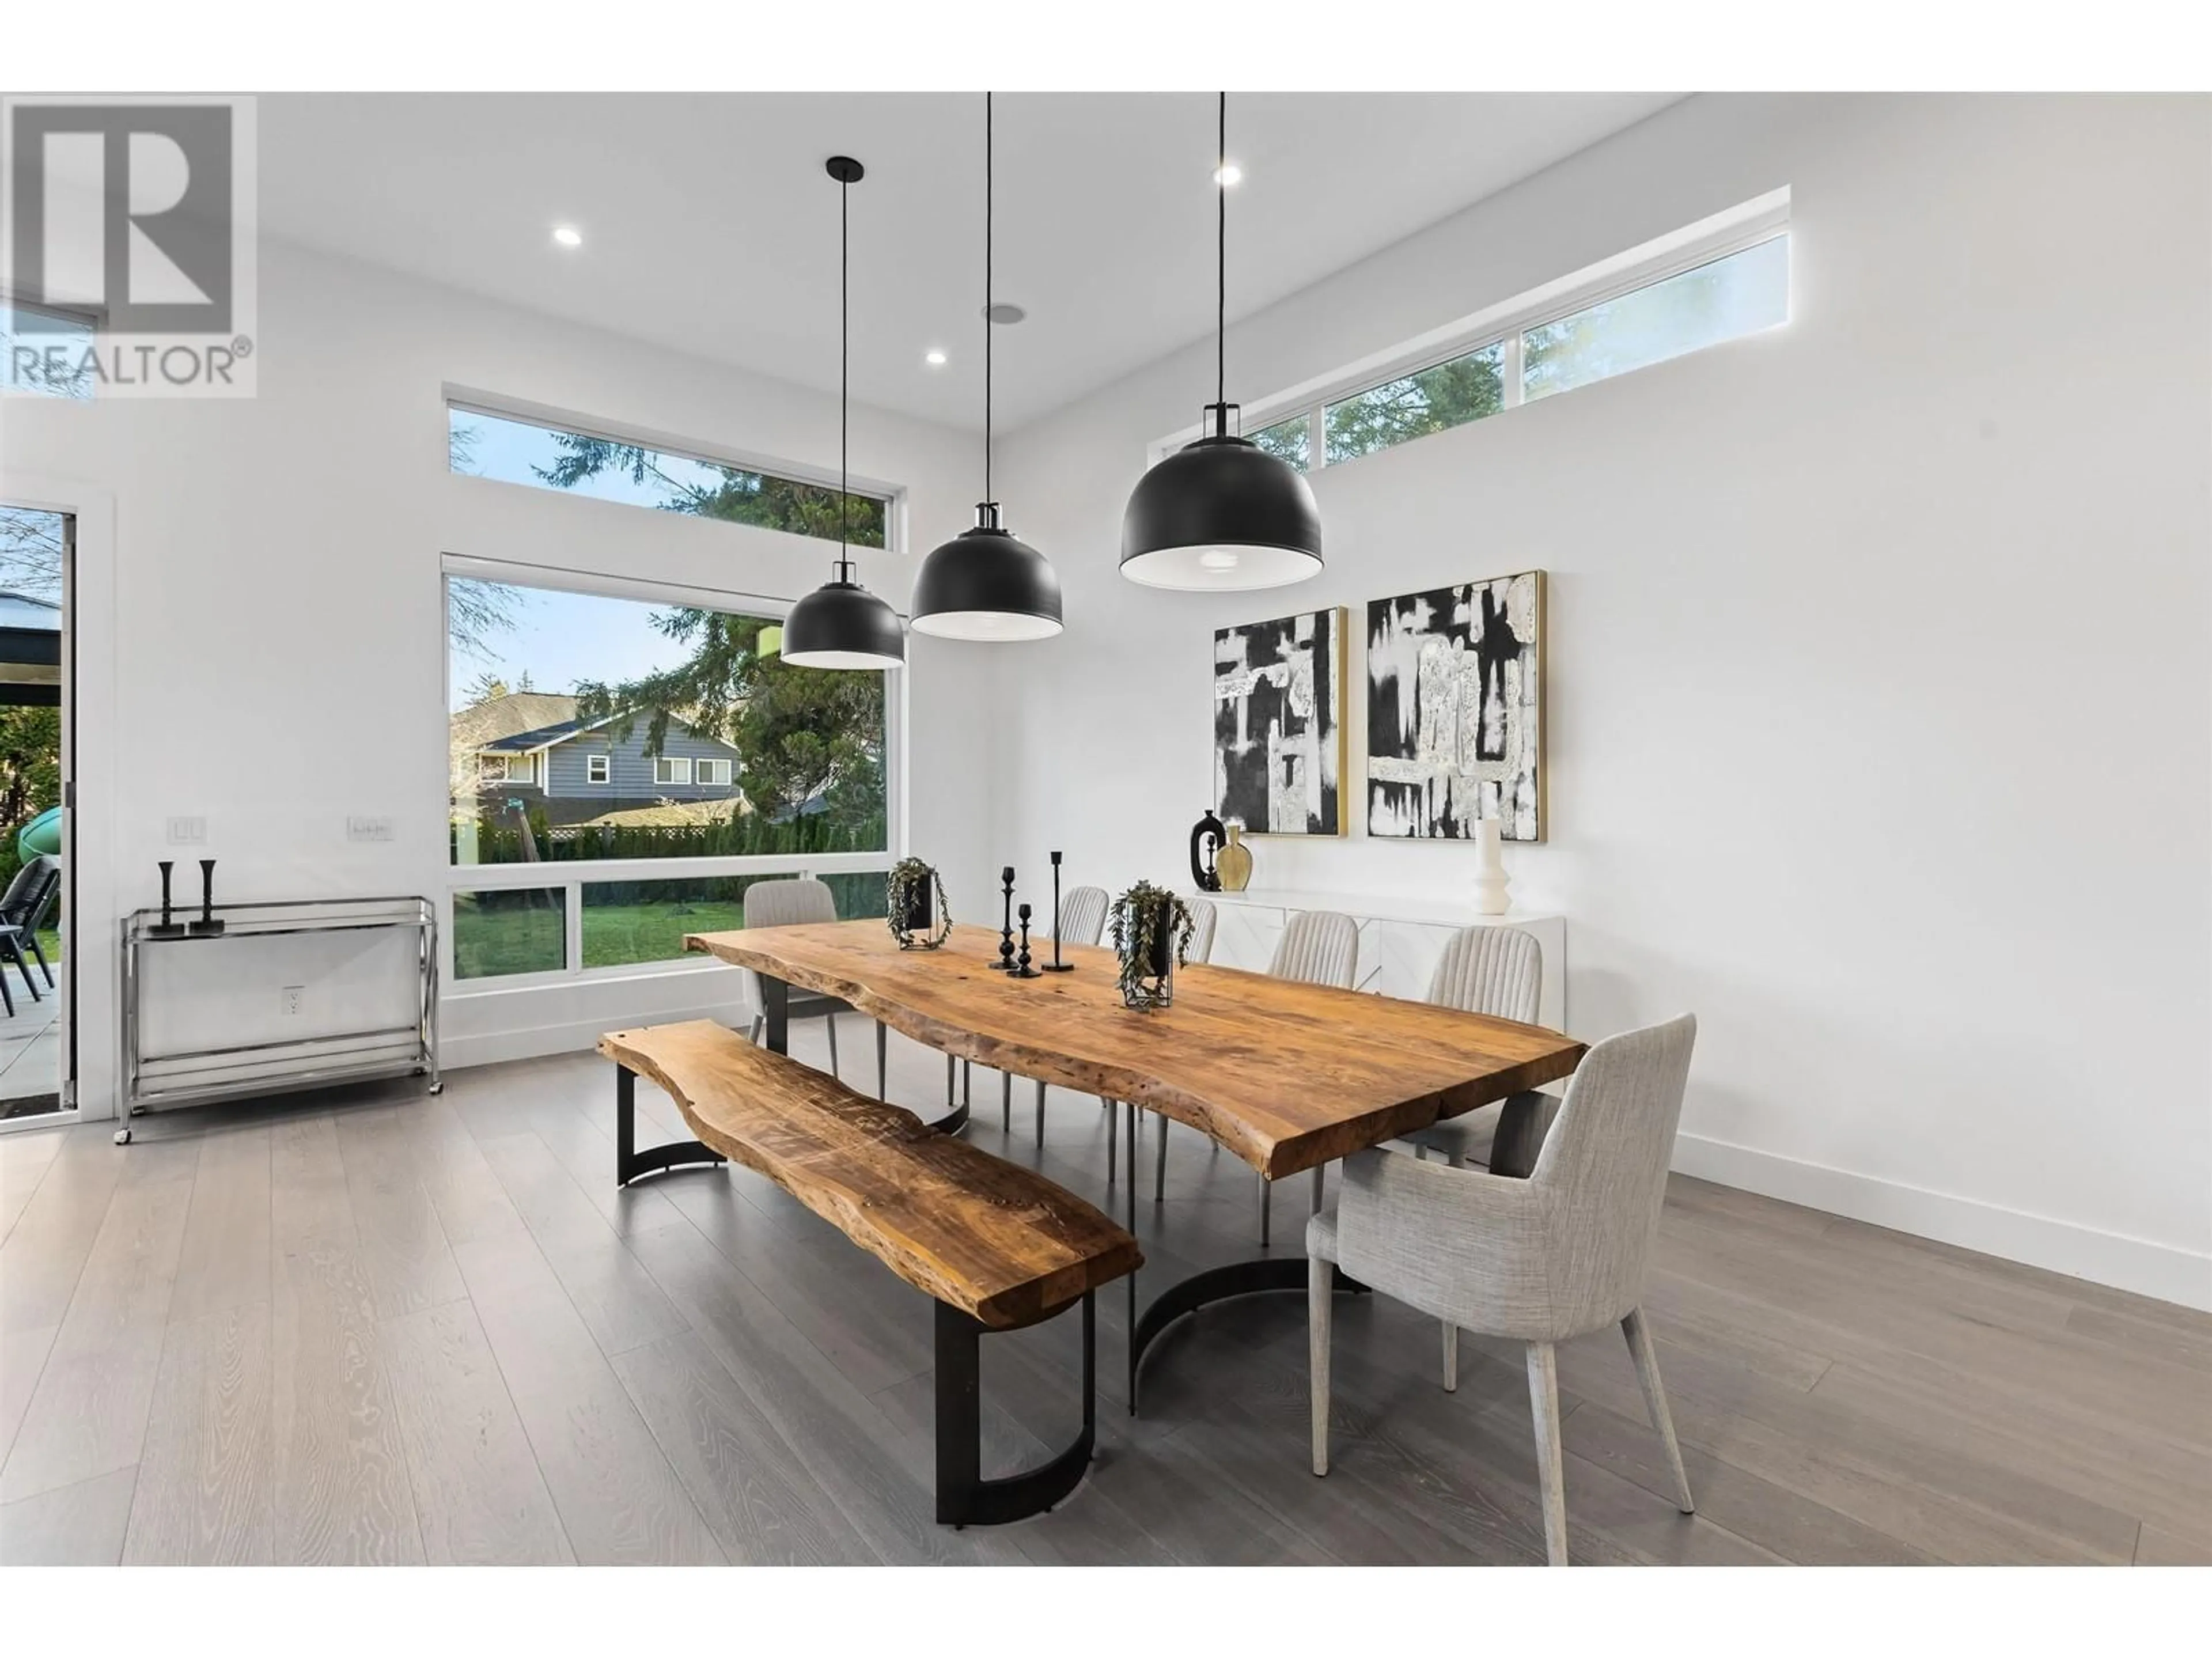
[1217,89,1227,414]
[985,90,994,506]
[839,165,851,577]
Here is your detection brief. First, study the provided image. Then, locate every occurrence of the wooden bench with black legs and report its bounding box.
[599,1019,1142,1528]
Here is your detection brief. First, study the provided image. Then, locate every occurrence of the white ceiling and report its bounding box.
[259,92,1682,431]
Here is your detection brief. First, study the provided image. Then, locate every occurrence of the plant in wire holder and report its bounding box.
[885,857,952,950]
[1108,879,1195,1010]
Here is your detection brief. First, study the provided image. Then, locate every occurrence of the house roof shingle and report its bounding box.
[481,717,601,753]
[448,691,579,752]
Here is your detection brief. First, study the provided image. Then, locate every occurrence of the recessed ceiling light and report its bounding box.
[1214,162,1243,187]
[925,348,948,366]
[551,225,582,248]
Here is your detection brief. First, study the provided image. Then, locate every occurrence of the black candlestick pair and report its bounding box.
[151,858,223,937]
[994,856,1081,978]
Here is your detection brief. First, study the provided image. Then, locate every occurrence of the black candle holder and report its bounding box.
[1041,850,1074,972]
[187,857,225,936]
[1012,903,1041,978]
[149,859,187,938]
[992,866,1017,971]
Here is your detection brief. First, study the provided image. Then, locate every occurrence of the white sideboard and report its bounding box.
[1197,888,1567,1032]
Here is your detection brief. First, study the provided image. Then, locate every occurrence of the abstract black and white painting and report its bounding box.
[1367,571,1545,842]
[1213,607,1346,836]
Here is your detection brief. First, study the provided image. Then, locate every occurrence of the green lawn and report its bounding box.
[453,883,889,982]
[454,897,882,980]
[582,899,749,969]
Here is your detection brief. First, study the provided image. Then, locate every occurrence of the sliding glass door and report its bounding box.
[0,503,72,1122]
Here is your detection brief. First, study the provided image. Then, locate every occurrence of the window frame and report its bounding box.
[695,757,733,788]
[441,552,904,994]
[1151,189,1791,474]
[480,752,539,787]
[445,388,907,555]
[585,753,610,785]
[652,755,694,787]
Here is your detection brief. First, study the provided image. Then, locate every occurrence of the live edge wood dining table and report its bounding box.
[678,919,1586,1410]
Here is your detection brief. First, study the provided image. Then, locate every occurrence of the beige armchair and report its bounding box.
[1307,1014,1698,1565]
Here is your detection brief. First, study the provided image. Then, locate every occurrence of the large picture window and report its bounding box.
[446,566,892,980]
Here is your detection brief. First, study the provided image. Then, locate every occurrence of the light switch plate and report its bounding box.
[165,816,207,844]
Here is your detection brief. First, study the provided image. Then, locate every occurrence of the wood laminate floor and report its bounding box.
[2,1025,2207,1566]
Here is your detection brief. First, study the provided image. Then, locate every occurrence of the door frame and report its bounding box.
[0,471,115,1127]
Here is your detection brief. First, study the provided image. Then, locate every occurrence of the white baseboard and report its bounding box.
[1672,1131,2212,1313]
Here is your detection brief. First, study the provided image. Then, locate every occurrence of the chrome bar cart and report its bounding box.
[118,895,440,1144]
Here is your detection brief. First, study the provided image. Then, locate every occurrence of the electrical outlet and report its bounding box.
[166,816,207,844]
[346,816,395,843]
[281,986,304,1017]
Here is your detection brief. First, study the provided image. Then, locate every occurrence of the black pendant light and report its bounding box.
[910,93,1063,642]
[1121,93,1322,591]
[783,155,907,671]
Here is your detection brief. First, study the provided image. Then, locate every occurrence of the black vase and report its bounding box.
[1122,897,1179,1011]
[903,882,933,933]
[1189,809,1225,892]
[1147,905,1176,977]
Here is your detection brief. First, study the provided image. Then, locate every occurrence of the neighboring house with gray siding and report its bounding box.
[454,692,748,828]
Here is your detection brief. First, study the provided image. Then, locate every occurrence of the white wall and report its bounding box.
[994,93,2212,1309]
[3,236,1005,1082]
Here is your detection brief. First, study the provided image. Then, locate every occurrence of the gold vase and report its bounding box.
[1216,823,1253,892]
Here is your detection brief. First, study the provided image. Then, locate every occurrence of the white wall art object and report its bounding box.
[1472,818,1511,914]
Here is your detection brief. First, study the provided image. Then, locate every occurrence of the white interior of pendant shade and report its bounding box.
[909,610,1064,641]
[1119,543,1324,592]
[781,646,905,669]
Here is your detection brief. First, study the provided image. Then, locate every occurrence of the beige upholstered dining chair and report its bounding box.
[1251,910,1359,1240]
[740,877,886,1099]
[1307,1014,1699,1566]
[1140,907,1361,1214]
[1014,886,1113,1146]
[1109,894,1221,1191]
[1402,925,1545,1170]
[1184,896,1218,965]
[1056,885,1110,953]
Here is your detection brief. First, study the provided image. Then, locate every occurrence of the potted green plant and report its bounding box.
[885,857,952,950]
[1108,880,1196,1010]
